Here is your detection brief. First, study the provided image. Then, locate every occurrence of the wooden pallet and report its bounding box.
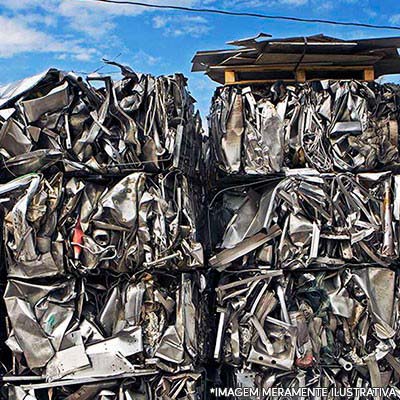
[222,65,375,85]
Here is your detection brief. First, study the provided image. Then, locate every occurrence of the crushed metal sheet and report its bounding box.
[0,172,204,276]
[208,81,400,175]
[1,271,208,380]
[0,67,204,178]
[210,171,399,269]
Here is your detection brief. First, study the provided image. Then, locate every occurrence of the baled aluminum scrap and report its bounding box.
[0,66,204,178]
[4,371,205,400]
[210,171,399,270]
[215,267,400,392]
[214,269,296,370]
[0,171,203,276]
[209,81,400,175]
[2,271,207,380]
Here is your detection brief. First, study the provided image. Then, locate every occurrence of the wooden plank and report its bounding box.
[221,65,375,85]
[225,79,296,85]
[211,64,374,72]
[224,70,236,84]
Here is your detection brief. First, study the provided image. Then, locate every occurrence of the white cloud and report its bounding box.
[0,16,99,60]
[153,15,168,29]
[0,0,204,38]
[131,50,161,67]
[0,0,49,10]
[15,13,57,27]
[152,15,211,37]
[55,53,68,60]
[74,52,93,61]
[58,2,117,37]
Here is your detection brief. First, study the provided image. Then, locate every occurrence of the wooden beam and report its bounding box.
[364,67,375,81]
[221,65,375,85]
[211,64,375,72]
[224,71,236,84]
[296,69,306,82]
[225,79,296,85]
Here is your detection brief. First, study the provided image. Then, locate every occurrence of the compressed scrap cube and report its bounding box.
[0,171,204,278]
[0,66,204,178]
[210,171,400,270]
[214,267,400,392]
[209,81,400,176]
[3,271,208,380]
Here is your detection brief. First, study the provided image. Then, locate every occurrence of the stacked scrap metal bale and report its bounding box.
[192,33,400,398]
[0,64,208,399]
[208,81,400,176]
[199,35,400,395]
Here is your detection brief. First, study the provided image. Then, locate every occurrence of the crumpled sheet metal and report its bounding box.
[0,171,203,277]
[210,170,399,270]
[5,371,205,400]
[209,80,400,175]
[3,271,207,380]
[215,267,400,391]
[0,66,204,178]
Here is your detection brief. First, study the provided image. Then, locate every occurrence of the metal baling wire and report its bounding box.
[70,242,117,261]
[297,86,331,172]
[304,94,333,171]
[1,158,18,179]
[1,100,29,178]
[168,77,188,166]
[90,0,400,31]
[156,77,175,160]
[147,174,170,256]
[157,171,178,255]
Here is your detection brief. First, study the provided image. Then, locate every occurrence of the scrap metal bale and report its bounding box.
[208,81,400,177]
[2,271,209,380]
[0,67,204,180]
[214,267,400,391]
[0,172,204,277]
[209,171,399,270]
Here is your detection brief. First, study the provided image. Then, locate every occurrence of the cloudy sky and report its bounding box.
[0,0,399,116]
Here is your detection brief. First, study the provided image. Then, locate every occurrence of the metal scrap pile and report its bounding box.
[2,56,400,399]
[208,81,400,175]
[210,171,400,270]
[0,66,207,400]
[214,267,400,394]
[207,83,400,395]
[0,172,203,277]
[4,272,207,378]
[0,66,203,178]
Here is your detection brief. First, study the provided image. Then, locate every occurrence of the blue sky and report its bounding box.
[0,0,399,118]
